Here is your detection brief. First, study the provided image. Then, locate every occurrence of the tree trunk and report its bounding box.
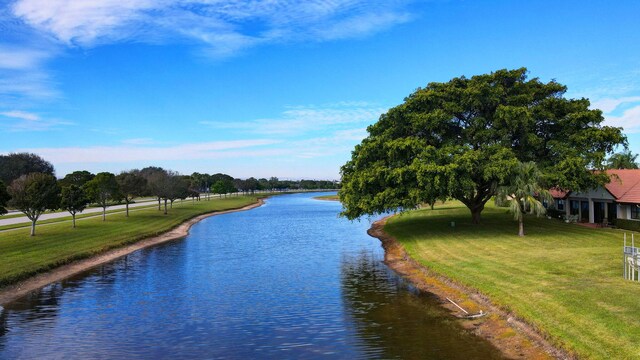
[102,206,106,221]
[471,209,481,224]
[158,198,161,211]
[463,198,489,224]
[72,213,76,228]
[126,202,130,217]
[519,219,525,237]
[30,219,36,236]
[164,199,168,215]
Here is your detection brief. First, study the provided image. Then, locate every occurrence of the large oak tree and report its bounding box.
[0,153,54,185]
[340,68,626,223]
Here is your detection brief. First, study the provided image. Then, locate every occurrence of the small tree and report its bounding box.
[84,172,121,221]
[60,184,89,228]
[0,180,10,215]
[212,179,235,198]
[141,167,168,211]
[8,173,60,236]
[160,172,188,213]
[116,170,147,217]
[496,162,552,236]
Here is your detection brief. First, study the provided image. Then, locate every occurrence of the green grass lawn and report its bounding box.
[0,196,259,288]
[385,202,640,359]
[0,203,161,232]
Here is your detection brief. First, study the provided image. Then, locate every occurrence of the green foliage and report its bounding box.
[614,219,640,232]
[7,173,60,235]
[340,68,626,222]
[60,184,88,213]
[496,161,552,236]
[60,184,89,227]
[212,179,235,196]
[0,152,55,185]
[84,172,121,219]
[0,180,10,215]
[58,170,95,188]
[606,150,639,169]
[116,171,147,202]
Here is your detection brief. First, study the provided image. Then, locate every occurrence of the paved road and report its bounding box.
[0,190,333,227]
[0,199,162,226]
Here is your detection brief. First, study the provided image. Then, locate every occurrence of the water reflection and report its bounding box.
[0,192,503,359]
[340,250,503,359]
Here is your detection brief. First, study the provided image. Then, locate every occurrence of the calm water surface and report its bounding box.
[0,192,503,359]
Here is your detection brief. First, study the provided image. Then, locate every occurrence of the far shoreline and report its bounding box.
[0,199,264,305]
[313,194,339,201]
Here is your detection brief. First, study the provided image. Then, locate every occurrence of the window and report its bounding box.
[632,205,640,220]
[570,200,580,215]
[557,199,565,211]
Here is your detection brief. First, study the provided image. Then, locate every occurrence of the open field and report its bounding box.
[0,196,259,288]
[385,202,640,359]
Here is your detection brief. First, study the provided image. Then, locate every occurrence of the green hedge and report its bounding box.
[614,218,640,232]
[546,208,565,219]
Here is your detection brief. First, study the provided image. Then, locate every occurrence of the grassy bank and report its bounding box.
[385,202,640,359]
[313,194,339,201]
[0,196,259,288]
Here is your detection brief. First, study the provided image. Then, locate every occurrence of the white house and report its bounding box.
[550,169,640,224]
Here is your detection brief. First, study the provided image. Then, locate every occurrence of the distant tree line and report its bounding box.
[0,152,340,236]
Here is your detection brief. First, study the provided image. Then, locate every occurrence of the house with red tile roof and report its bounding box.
[550,169,640,224]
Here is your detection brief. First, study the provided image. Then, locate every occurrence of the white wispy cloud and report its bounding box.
[0,110,40,121]
[605,105,640,134]
[11,0,415,56]
[0,109,73,131]
[14,139,282,164]
[200,102,385,135]
[120,137,156,145]
[591,96,640,113]
[0,44,60,104]
[589,95,640,133]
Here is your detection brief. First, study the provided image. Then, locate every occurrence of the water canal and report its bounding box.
[0,192,503,359]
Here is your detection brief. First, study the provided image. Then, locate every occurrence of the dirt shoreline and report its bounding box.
[369,215,573,360]
[0,199,264,305]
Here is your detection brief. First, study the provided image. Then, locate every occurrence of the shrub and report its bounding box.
[546,208,565,220]
[614,219,640,232]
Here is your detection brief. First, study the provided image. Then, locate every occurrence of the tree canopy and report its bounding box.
[85,172,121,221]
[0,180,10,216]
[0,152,55,185]
[340,68,626,223]
[60,184,89,228]
[116,170,147,217]
[606,150,639,169]
[58,170,95,188]
[8,173,60,236]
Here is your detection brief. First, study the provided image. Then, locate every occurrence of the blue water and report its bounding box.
[0,192,503,359]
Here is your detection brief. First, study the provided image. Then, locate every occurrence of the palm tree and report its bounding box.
[497,162,552,236]
[606,150,639,169]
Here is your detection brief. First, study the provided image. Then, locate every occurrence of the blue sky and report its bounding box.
[1,0,639,179]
